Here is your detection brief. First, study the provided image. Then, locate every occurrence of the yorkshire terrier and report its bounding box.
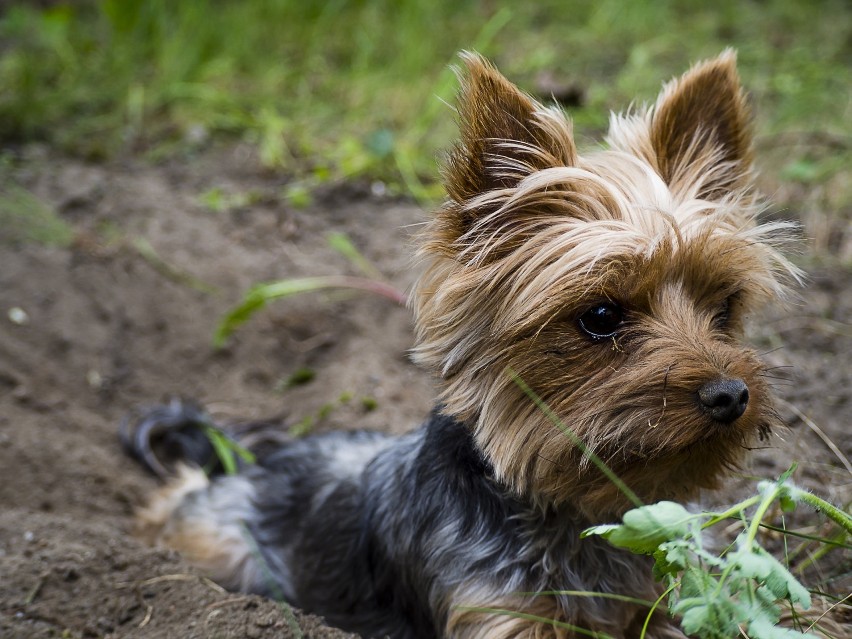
[123,51,798,638]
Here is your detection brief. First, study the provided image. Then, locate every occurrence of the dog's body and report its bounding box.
[130,407,664,637]
[125,52,797,638]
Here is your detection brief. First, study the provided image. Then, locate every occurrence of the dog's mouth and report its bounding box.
[587,390,772,468]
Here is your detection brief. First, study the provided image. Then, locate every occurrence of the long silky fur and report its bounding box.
[412,51,800,516]
[128,51,800,639]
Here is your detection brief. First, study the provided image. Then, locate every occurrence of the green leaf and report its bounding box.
[198,186,228,212]
[748,617,818,639]
[752,585,783,626]
[283,183,312,208]
[590,502,692,554]
[777,464,798,485]
[582,523,620,538]
[289,415,314,438]
[198,187,255,213]
[729,547,811,608]
[201,425,255,475]
[283,367,315,389]
[653,540,690,579]
[213,276,406,347]
[209,429,237,475]
[779,494,797,513]
[675,597,739,639]
[679,603,713,636]
[214,278,344,347]
[678,565,716,600]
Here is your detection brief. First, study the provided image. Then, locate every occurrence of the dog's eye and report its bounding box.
[713,298,730,328]
[712,294,737,330]
[578,303,624,339]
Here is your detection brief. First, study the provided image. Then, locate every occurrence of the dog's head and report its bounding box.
[412,51,800,518]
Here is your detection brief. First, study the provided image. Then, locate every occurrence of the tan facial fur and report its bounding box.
[412,51,799,519]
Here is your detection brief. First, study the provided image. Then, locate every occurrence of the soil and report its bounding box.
[0,144,849,638]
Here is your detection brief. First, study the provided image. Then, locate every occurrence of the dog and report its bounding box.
[122,51,798,638]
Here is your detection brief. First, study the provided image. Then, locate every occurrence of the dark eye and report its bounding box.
[578,302,625,339]
[713,294,737,330]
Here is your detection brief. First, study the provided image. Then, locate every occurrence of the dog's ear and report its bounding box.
[649,49,752,199]
[444,52,577,206]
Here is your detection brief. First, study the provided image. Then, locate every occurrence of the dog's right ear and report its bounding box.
[443,52,577,208]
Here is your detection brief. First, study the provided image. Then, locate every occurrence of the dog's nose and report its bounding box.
[698,378,749,423]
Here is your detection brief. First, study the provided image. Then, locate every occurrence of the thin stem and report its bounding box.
[758,523,852,549]
[701,494,763,530]
[640,581,678,639]
[518,590,654,607]
[793,489,852,535]
[259,276,407,306]
[745,485,782,549]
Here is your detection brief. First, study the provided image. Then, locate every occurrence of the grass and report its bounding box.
[0,184,74,247]
[1,1,850,213]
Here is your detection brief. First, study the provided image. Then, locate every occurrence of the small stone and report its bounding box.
[8,307,28,325]
[370,181,387,197]
[86,369,103,389]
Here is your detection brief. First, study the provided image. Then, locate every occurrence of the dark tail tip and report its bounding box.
[119,398,222,478]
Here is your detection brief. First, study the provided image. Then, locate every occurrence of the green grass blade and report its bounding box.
[0,186,74,247]
[214,275,406,347]
[132,237,218,294]
[326,232,381,279]
[509,368,643,509]
[200,424,255,475]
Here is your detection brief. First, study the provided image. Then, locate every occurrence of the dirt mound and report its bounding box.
[1,509,358,639]
[0,146,849,637]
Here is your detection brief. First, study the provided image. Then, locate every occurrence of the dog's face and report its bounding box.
[413,51,799,519]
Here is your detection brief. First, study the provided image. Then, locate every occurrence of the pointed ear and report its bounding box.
[443,52,577,205]
[649,49,753,199]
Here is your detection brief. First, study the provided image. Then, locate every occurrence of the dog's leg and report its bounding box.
[135,464,266,593]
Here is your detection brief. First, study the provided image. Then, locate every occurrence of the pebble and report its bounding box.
[8,307,29,325]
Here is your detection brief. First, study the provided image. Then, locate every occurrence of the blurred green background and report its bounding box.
[1,0,850,254]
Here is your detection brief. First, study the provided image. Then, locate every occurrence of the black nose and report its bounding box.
[698,378,749,423]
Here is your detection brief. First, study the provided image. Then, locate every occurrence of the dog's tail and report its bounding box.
[119,398,227,478]
[120,399,292,478]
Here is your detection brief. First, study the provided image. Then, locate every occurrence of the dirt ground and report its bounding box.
[0,144,849,638]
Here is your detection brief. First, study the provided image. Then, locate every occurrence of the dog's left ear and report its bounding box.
[648,49,753,199]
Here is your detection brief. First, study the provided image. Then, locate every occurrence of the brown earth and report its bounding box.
[0,144,849,638]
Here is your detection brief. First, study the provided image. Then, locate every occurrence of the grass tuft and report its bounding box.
[1,1,849,212]
[0,186,74,247]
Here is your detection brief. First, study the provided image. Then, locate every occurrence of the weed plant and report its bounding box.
[515,375,851,639]
[1,1,849,203]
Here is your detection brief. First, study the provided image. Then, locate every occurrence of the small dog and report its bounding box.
[123,51,798,638]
